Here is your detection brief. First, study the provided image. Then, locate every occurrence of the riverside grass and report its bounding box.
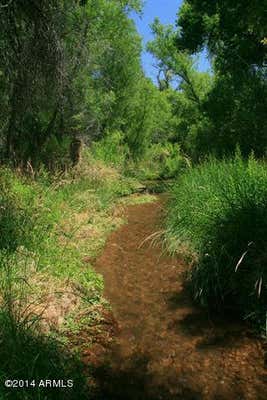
[0,155,143,400]
[166,154,267,331]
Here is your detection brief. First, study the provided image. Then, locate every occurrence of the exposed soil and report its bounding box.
[91,197,267,400]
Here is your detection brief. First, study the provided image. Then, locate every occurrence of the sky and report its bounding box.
[131,0,210,83]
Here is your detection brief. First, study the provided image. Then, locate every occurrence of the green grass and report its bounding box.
[0,153,144,399]
[166,154,267,331]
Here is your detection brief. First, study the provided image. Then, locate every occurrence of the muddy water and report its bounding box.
[93,198,267,400]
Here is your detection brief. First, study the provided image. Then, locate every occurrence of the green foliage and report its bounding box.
[146,2,267,160]
[92,131,129,167]
[177,0,266,72]
[147,18,213,100]
[0,0,147,167]
[124,78,170,159]
[91,128,189,181]
[158,143,188,178]
[200,72,267,158]
[147,19,214,160]
[75,0,144,141]
[40,135,72,170]
[128,143,188,180]
[175,0,267,158]
[167,154,267,328]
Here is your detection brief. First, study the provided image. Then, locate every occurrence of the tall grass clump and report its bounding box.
[166,154,267,329]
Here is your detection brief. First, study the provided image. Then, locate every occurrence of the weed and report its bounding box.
[0,153,141,399]
[166,153,267,329]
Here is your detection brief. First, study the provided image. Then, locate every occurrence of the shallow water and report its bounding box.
[92,198,267,399]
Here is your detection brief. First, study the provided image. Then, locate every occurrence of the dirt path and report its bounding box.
[92,197,267,400]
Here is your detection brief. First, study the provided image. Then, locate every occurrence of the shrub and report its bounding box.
[157,143,189,179]
[127,143,188,180]
[166,154,267,328]
[91,131,129,168]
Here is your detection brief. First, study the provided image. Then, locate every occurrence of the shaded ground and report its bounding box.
[91,197,267,399]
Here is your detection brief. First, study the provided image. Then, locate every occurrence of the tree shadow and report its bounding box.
[92,351,203,400]
[166,286,251,352]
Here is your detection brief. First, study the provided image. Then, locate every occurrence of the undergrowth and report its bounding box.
[126,143,189,181]
[0,151,145,399]
[166,154,267,332]
[91,133,188,181]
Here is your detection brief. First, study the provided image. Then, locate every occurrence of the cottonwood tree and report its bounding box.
[147,18,212,160]
[176,0,267,157]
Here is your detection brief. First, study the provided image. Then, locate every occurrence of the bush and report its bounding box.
[127,143,188,180]
[91,131,129,168]
[166,154,267,328]
[157,143,189,179]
